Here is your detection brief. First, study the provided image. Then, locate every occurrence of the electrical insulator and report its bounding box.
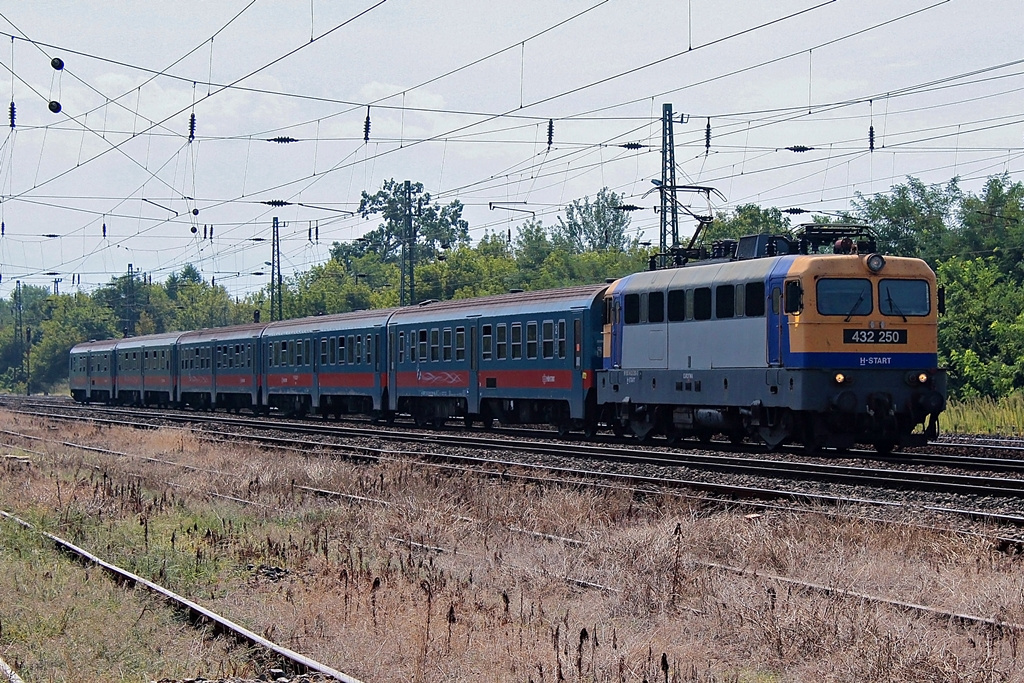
[547,119,553,149]
[1,221,4,236]
[364,106,371,142]
[203,224,207,240]
[308,225,312,242]
[102,222,107,238]
[705,118,711,156]
[9,101,14,128]
[189,113,196,142]
[315,223,319,242]
[869,125,875,152]
[209,225,214,240]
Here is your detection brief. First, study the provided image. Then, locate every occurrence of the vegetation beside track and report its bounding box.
[3,411,1024,681]
[943,392,1024,436]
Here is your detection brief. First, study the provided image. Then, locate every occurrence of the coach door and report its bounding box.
[388,329,398,412]
[766,261,792,367]
[467,323,479,415]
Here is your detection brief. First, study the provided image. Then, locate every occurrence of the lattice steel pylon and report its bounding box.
[660,103,680,253]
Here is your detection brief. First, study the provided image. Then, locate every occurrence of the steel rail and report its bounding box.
[0,510,364,683]
[8,408,1024,540]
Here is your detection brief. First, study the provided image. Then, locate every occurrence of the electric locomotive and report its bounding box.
[597,224,946,452]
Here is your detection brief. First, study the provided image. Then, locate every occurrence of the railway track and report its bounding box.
[7,398,1024,540]
[14,400,1024,497]
[0,510,363,683]
[6,417,1024,647]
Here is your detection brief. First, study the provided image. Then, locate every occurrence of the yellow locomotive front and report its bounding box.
[776,247,946,452]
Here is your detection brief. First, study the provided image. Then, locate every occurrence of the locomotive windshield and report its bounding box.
[816,278,872,317]
[879,279,930,317]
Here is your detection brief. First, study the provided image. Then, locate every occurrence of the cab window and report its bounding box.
[879,279,930,316]
[816,278,872,316]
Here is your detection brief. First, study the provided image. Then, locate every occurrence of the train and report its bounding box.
[70,224,947,453]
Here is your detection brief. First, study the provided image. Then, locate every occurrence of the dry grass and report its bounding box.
[2,409,1024,682]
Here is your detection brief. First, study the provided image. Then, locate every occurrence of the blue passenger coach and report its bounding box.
[263,309,394,417]
[178,323,263,411]
[387,285,606,431]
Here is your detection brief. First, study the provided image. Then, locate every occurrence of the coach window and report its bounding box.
[542,321,554,359]
[694,287,713,320]
[246,344,252,368]
[443,328,453,362]
[348,335,356,364]
[527,322,538,359]
[398,332,405,363]
[368,334,374,366]
[455,327,466,361]
[649,291,665,323]
[557,320,566,358]
[745,282,766,317]
[511,323,522,360]
[336,336,345,365]
[668,289,686,321]
[624,292,640,324]
[429,329,439,362]
[497,324,508,360]
[410,331,418,362]
[481,325,492,361]
[320,338,328,366]
[419,330,428,362]
[356,335,363,364]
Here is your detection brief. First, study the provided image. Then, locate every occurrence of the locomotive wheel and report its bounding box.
[874,441,895,455]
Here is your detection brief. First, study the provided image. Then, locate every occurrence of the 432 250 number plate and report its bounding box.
[843,329,907,344]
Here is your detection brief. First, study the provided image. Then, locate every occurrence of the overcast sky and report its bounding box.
[0,0,1020,299]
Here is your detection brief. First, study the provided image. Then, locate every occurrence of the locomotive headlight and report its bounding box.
[834,372,846,384]
[866,253,886,273]
[905,371,930,386]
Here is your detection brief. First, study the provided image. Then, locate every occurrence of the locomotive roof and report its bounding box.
[388,284,607,325]
[618,257,779,291]
[262,308,397,336]
[178,321,267,344]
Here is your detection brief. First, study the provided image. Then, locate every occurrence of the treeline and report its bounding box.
[2,175,1022,400]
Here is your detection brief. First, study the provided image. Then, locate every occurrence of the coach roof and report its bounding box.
[262,308,397,337]
[178,321,267,345]
[388,284,607,326]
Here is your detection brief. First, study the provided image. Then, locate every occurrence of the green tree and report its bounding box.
[954,174,1024,282]
[32,293,119,389]
[706,204,792,242]
[936,256,1023,398]
[852,177,960,262]
[553,187,633,254]
[352,179,470,264]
